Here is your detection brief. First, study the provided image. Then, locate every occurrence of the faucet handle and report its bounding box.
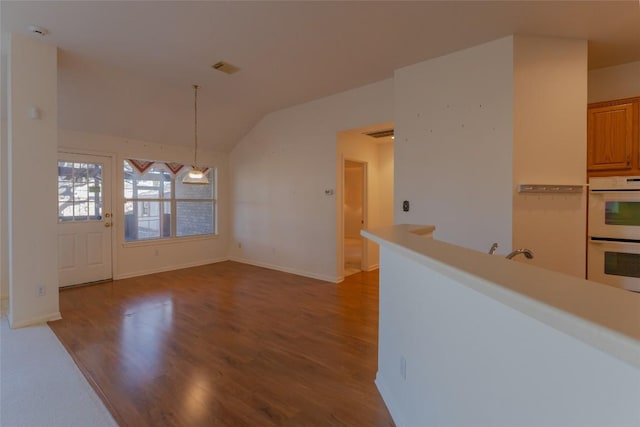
[488,242,499,255]
[505,248,534,260]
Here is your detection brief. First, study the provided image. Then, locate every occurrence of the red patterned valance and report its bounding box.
[185,165,210,174]
[127,159,210,177]
[165,162,185,175]
[128,159,155,175]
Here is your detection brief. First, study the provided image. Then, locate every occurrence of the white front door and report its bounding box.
[57,153,112,287]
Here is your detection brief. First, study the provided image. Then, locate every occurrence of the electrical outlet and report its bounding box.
[237,242,242,249]
[37,286,46,297]
[400,356,407,381]
[154,249,160,256]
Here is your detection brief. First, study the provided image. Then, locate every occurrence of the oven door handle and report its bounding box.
[589,238,640,246]
[589,189,640,194]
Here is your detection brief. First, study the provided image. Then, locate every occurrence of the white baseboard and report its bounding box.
[366,264,379,272]
[10,311,62,329]
[375,372,404,427]
[114,257,230,280]
[229,257,340,283]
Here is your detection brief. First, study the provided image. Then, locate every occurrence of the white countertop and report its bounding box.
[362,224,640,369]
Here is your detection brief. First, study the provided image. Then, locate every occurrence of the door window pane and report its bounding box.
[58,161,102,222]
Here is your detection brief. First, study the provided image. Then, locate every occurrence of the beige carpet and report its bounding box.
[0,317,117,427]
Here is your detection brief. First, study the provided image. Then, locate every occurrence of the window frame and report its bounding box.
[123,160,217,243]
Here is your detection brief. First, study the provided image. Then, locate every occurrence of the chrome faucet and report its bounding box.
[505,248,534,260]
[488,242,499,255]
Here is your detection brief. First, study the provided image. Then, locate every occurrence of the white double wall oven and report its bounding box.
[588,176,640,292]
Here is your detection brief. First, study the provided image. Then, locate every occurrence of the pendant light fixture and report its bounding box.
[183,84,209,185]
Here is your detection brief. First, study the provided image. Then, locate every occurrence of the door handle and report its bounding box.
[590,238,640,247]
[104,222,112,228]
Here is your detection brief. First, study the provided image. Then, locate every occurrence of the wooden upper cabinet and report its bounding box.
[587,102,634,172]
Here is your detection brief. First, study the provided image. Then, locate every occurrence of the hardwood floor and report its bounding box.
[49,262,395,427]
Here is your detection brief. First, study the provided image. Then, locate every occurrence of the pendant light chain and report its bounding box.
[193,84,199,168]
[183,84,209,184]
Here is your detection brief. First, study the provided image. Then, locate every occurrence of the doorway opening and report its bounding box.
[344,160,366,276]
[336,122,394,281]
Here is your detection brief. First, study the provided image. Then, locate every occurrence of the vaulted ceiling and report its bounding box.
[2,1,640,152]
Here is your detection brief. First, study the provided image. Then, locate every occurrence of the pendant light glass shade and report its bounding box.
[182,166,209,185]
[184,84,209,185]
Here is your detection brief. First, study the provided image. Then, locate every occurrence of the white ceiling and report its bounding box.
[2,1,640,152]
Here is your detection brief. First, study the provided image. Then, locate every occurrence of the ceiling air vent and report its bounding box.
[212,61,240,75]
[364,129,394,139]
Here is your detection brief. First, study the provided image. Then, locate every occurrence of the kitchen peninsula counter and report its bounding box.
[363,224,640,427]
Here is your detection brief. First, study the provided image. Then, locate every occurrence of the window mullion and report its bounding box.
[171,176,177,237]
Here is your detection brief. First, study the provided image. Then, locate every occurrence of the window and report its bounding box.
[58,161,103,222]
[124,160,216,241]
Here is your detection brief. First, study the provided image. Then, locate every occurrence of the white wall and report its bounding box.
[1,35,7,301]
[588,60,640,103]
[378,141,394,227]
[7,34,60,327]
[512,36,587,277]
[394,37,514,252]
[59,129,230,279]
[393,36,587,276]
[229,79,393,282]
[377,245,640,427]
[0,115,6,301]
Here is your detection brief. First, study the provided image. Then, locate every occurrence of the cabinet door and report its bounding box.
[587,103,634,171]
